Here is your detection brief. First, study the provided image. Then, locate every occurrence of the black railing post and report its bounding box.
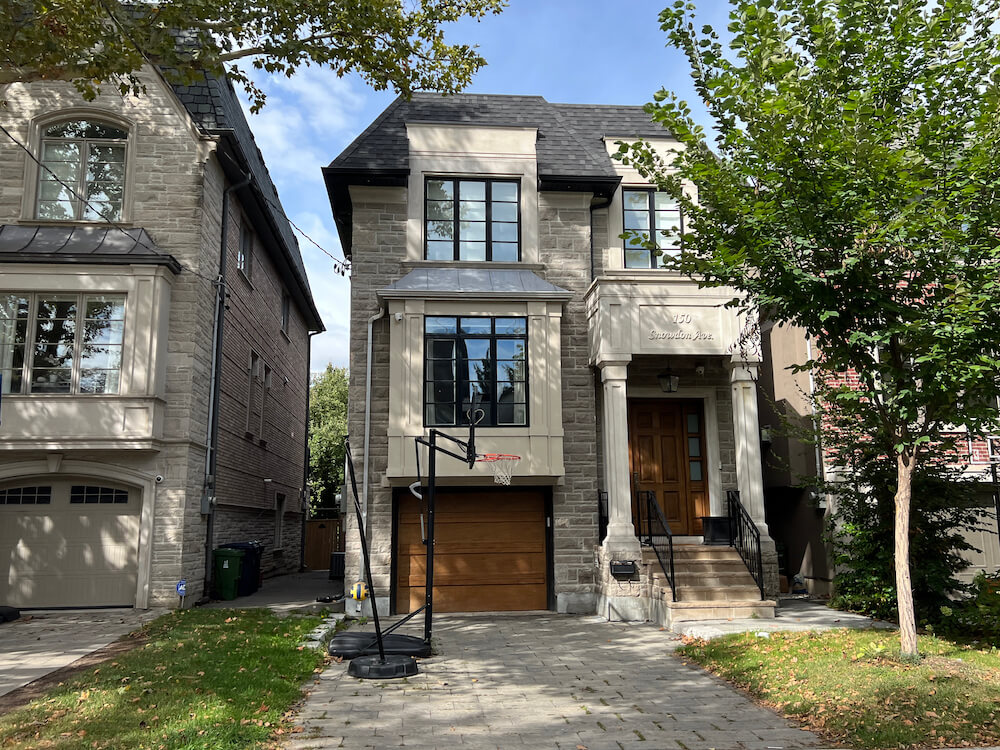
[726,489,765,600]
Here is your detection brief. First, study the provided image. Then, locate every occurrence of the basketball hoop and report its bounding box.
[476,453,521,485]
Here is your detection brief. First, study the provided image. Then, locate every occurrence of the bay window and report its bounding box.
[0,292,126,394]
[424,316,528,427]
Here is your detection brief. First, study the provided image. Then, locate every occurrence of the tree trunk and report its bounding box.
[894,452,918,656]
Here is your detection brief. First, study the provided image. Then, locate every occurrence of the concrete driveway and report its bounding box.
[0,608,160,699]
[288,613,827,750]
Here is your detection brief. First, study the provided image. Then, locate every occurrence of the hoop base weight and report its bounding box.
[348,654,419,679]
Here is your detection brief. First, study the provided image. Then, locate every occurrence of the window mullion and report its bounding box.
[71,293,82,394]
[24,294,37,394]
[77,140,89,220]
[453,182,460,261]
[648,192,656,269]
[485,182,492,262]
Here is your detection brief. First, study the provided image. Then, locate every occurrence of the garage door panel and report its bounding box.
[0,481,140,608]
[396,490,547,614]
[405,552,547,586]
[402,583,547,613]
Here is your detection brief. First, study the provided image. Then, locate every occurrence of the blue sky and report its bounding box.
[239,0,732,373]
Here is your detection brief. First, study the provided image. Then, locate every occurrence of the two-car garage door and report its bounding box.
[395,489,549,613]
[0,480,140,608]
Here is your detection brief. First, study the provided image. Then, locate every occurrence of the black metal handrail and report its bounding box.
[598,490,609,543]
[727,489,765,599]
[638,490,677,601]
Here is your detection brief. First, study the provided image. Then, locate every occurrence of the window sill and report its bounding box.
[17,218,131,228]
[402,259,546,271]
[280,329,291,343]
[237,269,254,288]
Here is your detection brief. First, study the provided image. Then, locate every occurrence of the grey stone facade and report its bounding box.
[0,67,320,608]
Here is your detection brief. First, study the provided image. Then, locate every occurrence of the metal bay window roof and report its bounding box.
[378,268,573,301]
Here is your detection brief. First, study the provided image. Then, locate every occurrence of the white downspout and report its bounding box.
[362,308,386,531]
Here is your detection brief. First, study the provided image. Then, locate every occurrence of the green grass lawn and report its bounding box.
[0,609,327,750]
[677,628,1000,749]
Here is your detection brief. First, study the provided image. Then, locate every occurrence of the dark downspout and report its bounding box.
[299,331,321,572]
[201,169,252,603]
[589,194,613,282]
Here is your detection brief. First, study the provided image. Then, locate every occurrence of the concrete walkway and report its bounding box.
[287,613,827,750]
[0,608,160,698]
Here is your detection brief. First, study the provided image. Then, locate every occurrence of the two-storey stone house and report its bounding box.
[325,94,777,625]
[0,67,324,609]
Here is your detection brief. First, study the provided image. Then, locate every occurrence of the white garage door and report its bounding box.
[0,480,140,608]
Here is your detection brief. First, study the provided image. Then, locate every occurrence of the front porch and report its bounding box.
[586,276,779,627]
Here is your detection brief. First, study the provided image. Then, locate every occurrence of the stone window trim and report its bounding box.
[622,187,684,270]
[22,109,137,225]
[424,177,521,262]
[423,315,529,428]
[0,291,127,396]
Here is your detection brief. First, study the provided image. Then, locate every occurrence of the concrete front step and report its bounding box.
[666,599,778,622]
[678,585,763,602]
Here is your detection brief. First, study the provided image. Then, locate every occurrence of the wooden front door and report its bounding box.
[628,399,708,536]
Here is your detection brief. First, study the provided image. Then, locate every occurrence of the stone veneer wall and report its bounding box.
[537,192,601,613]
[344,187,406,614]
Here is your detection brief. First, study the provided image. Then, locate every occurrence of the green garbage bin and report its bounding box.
[213,548,245,601]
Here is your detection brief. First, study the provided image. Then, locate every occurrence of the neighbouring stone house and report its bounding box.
[0,66,324,609]
[325,93,778,626]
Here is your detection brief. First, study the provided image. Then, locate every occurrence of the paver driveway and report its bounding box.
[289,614,825,750]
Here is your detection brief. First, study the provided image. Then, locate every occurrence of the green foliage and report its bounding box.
[937,570,1000,644]
[828,455,986,624]
[0,608,325,749]
[308,364,348,514]
[0,0,506,110]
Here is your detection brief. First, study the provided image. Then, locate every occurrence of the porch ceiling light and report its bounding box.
[657,368,680,393]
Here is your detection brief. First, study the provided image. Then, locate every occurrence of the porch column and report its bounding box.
[728,360,766,523]
[599,362,641,554]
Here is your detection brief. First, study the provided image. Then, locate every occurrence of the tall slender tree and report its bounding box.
[621,0,1000,655]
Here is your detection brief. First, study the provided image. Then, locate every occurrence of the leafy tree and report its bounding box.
[621,0,1000,655]
[0,0,506,110]
[308,364,348,515]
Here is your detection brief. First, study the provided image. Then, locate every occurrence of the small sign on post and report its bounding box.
[176,579,187,608]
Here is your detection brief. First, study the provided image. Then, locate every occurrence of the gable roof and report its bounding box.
[172,73,324,332]
[324,93,673,258]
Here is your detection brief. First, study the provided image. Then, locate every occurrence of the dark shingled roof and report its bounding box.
[172,72,323,332]
[0,225,181,272]
[329,93,672,178]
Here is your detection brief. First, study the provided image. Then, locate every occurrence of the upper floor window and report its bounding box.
[238,220,254,279]
[0,292,126,395]
[623,189,682,269]
[424,316,527,427]
[281,294,290,334]
[425,178,520,262]
[37,120,128,222]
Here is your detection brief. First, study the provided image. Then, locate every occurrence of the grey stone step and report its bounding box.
[666,600,778,622]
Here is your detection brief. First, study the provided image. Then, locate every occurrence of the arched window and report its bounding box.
[36,120,128,222]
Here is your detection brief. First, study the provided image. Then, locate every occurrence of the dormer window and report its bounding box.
[623,189,682,269]
[36,120,128,222]
[425,178,520,262]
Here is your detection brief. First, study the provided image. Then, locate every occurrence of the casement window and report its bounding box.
[36,120,128,222]
[623,189,683,269]
[425,178,520,262]
[246,353,271,439]
[238,221,253,279]
[424,316,527,427]
[281,294,290,334]
[0,292,126,395]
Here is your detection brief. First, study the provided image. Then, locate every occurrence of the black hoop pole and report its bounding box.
[344,437,386,662]
[423,431,437,644]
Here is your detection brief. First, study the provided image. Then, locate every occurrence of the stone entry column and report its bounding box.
[728,360,766,522]
[599,362,641,555]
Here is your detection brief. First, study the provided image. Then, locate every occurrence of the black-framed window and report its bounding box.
[424,316,527,427]
[0,486,51,505]
[238,220,253,279]
[425,178,520,262]
[623,189,683,269]
[70,485,128,504]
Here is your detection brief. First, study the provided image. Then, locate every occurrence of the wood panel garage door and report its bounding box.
[0,480,140,608]
[395,490,547,613]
